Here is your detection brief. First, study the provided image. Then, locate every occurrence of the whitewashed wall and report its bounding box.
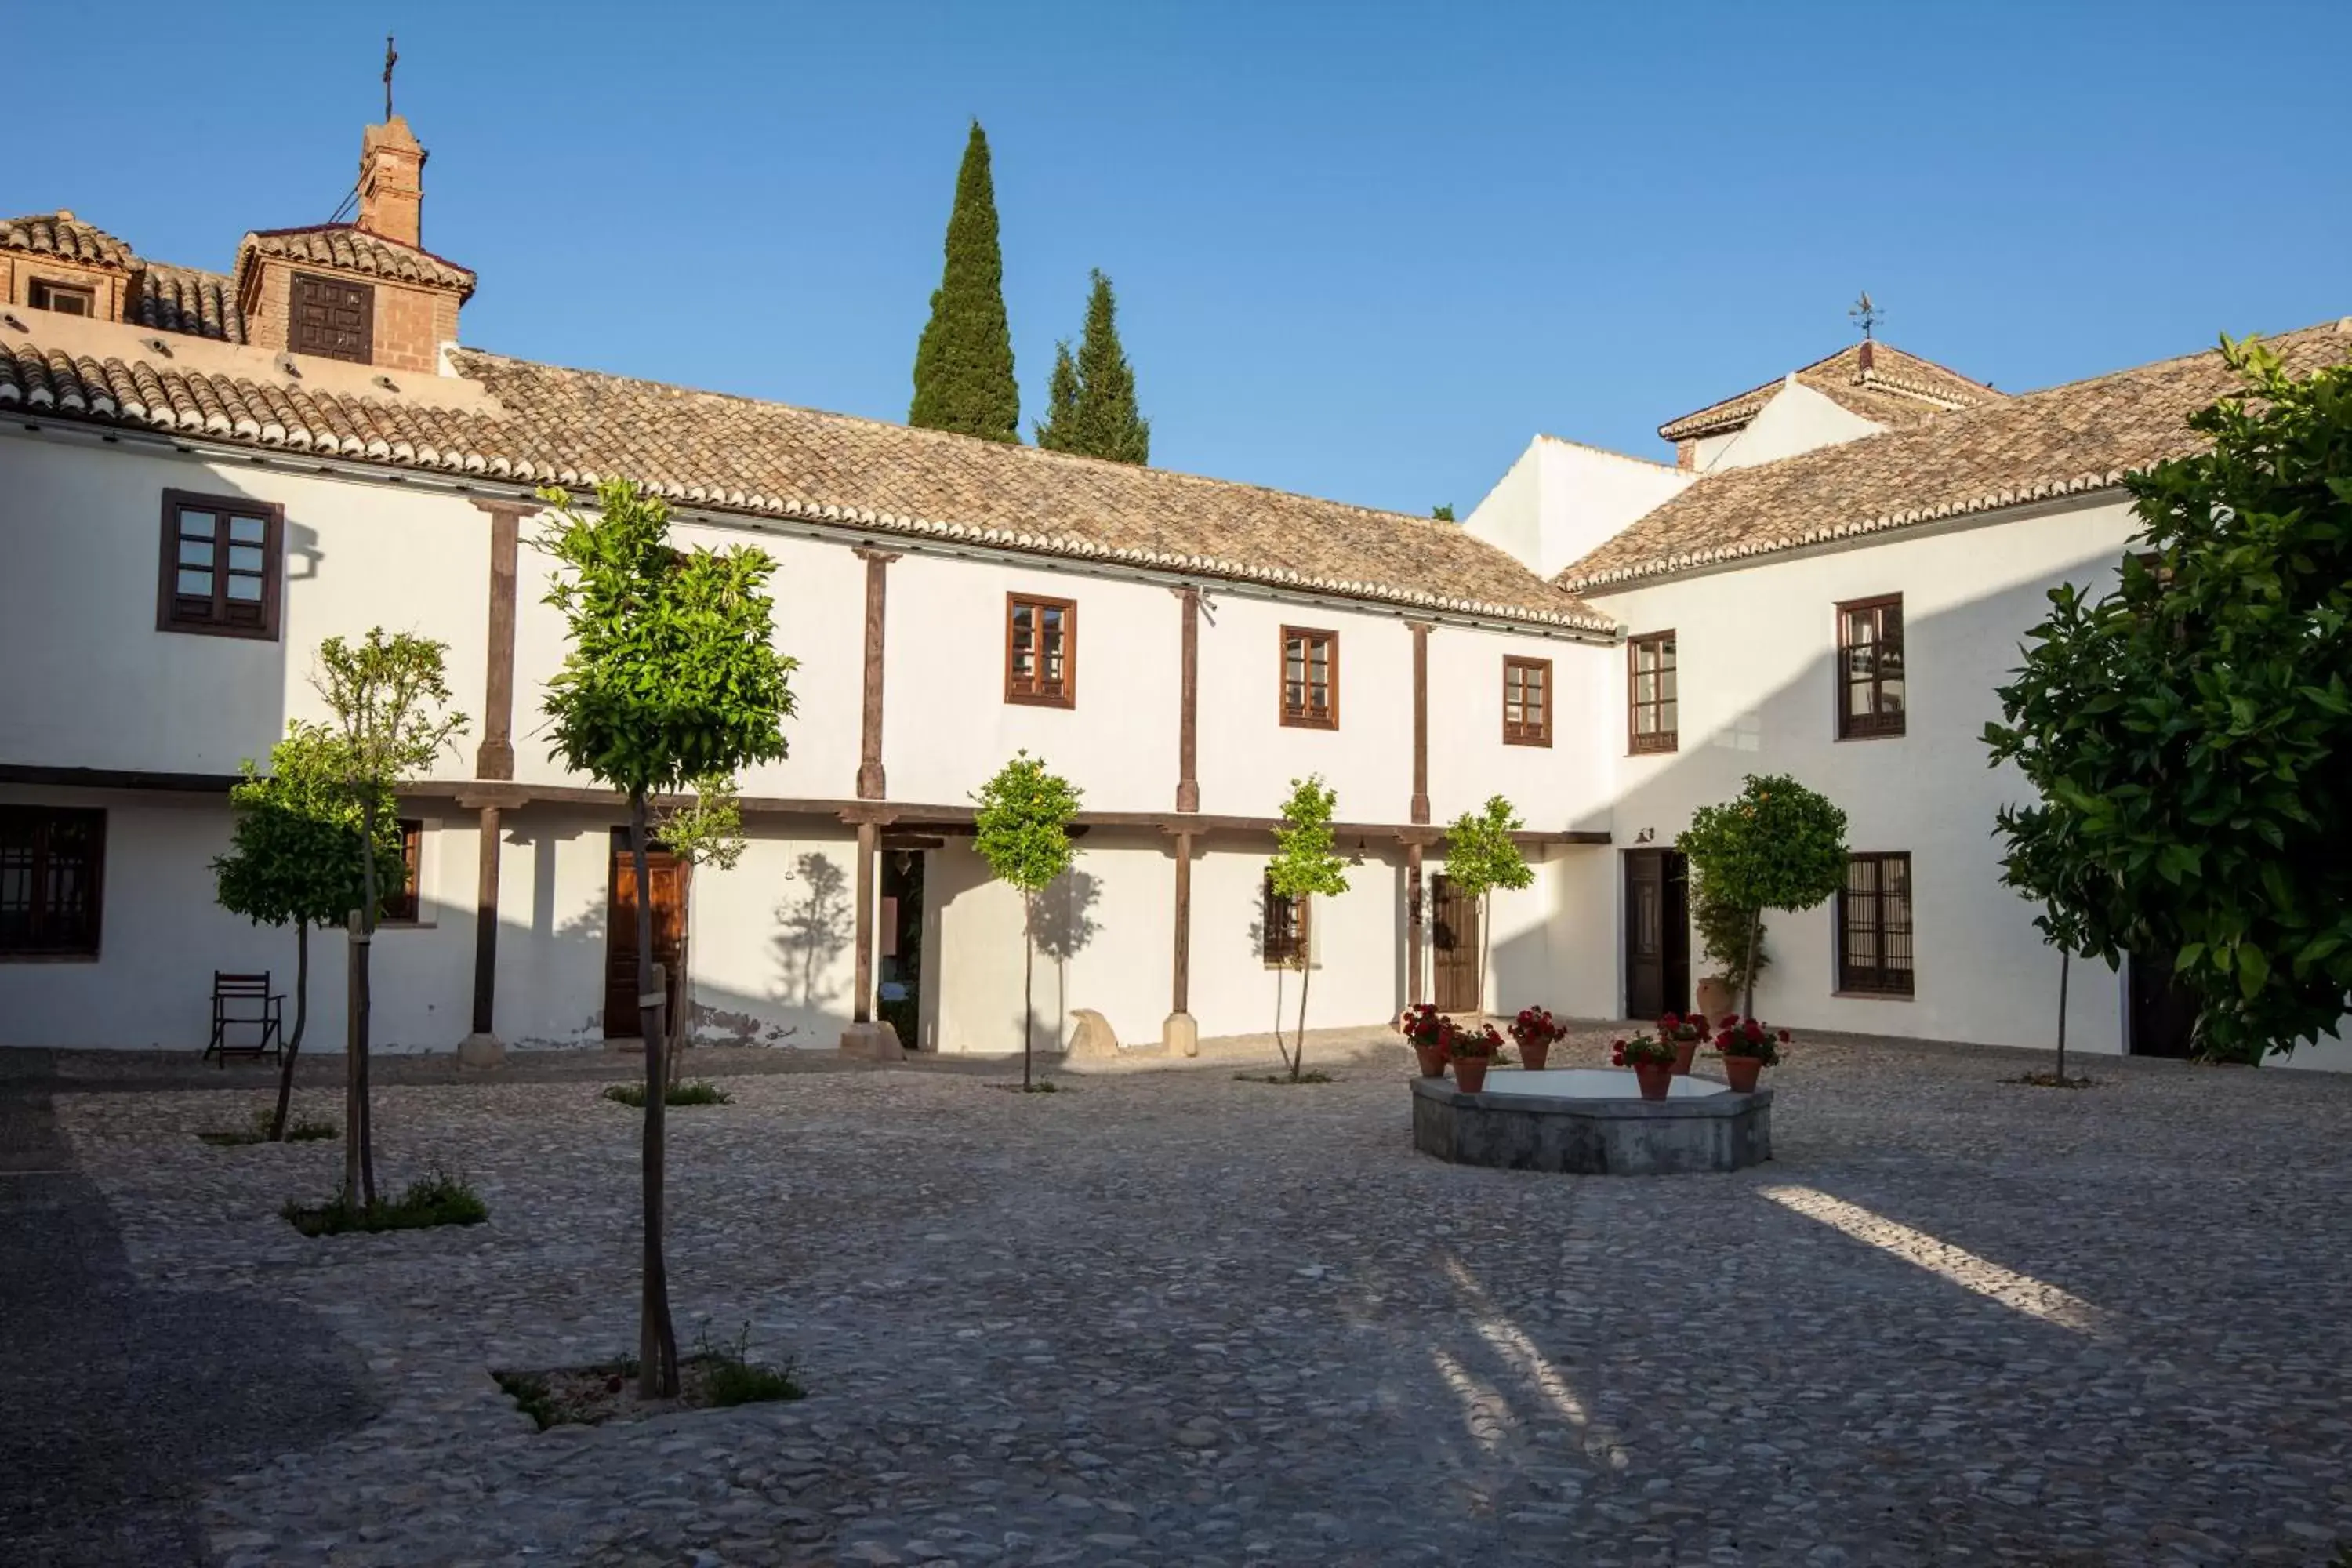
[1703,383,1881,471]
[1465,437,1693,583]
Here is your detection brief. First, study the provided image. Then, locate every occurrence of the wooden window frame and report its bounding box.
[379,819,425,924]
[289,270,375,364]
[1279,626,1339,730]
[0,805,107,960]
[1502,655,1553,747]
[1627,630,1678,754]
[1835,594,1906,739]
[1261,875,1311,967]
[1003,593,1077,708]
[156,489,285,640]
[30,278,96,316]
[1836,851,1915,997]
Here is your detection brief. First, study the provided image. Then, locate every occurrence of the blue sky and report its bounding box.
[14,2,2350,516]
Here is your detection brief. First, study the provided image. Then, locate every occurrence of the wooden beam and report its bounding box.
[854,548,897,800]
[1409,619,1432,825]
[470,499,524,781]
[852,819,877,1024]
[1171,829,1193,1015]
[470,803,502,1036]
[1175,586,1200,813]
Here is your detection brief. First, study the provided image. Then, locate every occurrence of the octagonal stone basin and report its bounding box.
[1412,1069,1772,1175]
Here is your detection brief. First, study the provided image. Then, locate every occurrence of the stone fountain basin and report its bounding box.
[1412,1068,1772,1174]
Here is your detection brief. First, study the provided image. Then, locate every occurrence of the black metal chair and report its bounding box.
[206,971,285,1065]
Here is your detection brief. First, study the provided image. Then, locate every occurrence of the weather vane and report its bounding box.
[383,34,398,120]
[1849,291,1882,341]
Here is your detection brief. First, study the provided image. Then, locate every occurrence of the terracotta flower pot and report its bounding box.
[1519,1039,1551,1072]
[1454,1056,1490,1093]
[1671,1038,1698,1076]
[1413,1043,1447,1079]
[1696,976,1734,1022]
[1633,1061,1673,1101]
[1722,1054,1763,1094]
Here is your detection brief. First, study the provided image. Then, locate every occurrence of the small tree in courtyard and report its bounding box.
[1677,774,1849,1019]
[1987,336,2352,1062]
[537,478,798,1398]
[214,723,399,1142]
[652,775,746,1086]
[314,630,467,1208]
[972,751,1082,1090]
[1996,811,2098,1084]
[1265,775,1350,1081]
[1692,870,1769,1004]
[1443,796,1534,1021]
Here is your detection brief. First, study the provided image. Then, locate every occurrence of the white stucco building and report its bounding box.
[2,111,2346,1070]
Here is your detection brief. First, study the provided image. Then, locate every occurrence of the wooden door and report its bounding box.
[1431,874,1479,1013]
[2128,947,2197,1058]
[1625,850,1689,1020]
[606,831,685,1040]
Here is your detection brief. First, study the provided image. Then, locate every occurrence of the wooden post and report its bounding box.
[1406,840,1426,1007]
[855,550,896,800]
[1172,830,1193,1014]
[852,818,878,1023]
[471,502,522,781]
[1409,621,1432,825]
[1175,586,1200,812]
[470,804,501,1036]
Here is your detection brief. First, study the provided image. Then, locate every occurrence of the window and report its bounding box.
[1280,627,1338,728]
[1628,631,1677,753]
[379,821,424,924]
[158,489,283,637]
[1838,851,1915,996]
[1502,655,1552,746]
[30,278,95,316]
[1261,875,1309,967]
[0,807,105,958]
[1004,593,1076,706]
[290,271,374,363]
[1836,596,1905,739]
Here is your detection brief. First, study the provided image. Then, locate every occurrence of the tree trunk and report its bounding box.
[1271,965,1289,1073]
[270,922,310,1142]
[630,791,680,1399]
[665,913,691,1091]
[1022,894,1036,1091]
[1740,906,1762,1021]
[343,909,361,1200]
[1293,956,1311,1082]
[2056,948,2071,1082]
[1478,891,1493,1025]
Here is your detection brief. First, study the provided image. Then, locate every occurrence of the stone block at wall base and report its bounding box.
[1067,1008,1121,1060]
[1163,1011,1200,1058]
[839,1021,905,1062]
[456,1033,506,1069]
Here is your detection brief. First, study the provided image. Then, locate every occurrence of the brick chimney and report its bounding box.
[358,115,426,249]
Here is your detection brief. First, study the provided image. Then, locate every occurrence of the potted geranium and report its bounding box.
[1610,1029,1679,1101]
[1712,1015,1788,1093]
[1401,1003,1450,1079]
[1508,1007,1566,1071]
[1448,1022,1503,1092]
[1658,1012,1706,1076]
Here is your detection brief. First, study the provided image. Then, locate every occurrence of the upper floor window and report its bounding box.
[1280,626,1338,729]
[379,820,425,924]
[1503,655,1552,746]
[1628,630,1677,754]
[30,278,95,316]
[290,271,374,363]
[158,490,283,639]
[1836,595,1905,739]
[1004,593,1075,706]
[0,806,105,958]
[1837,851,1915,996]
[1261,875,1309,966]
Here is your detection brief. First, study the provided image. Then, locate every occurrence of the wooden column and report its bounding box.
[1171,830,1193,1014]
[470,804,502,1036]
[1409,621,1432,825]
[851,818,879,1023]
[855,550,897,800]
[471,501,523,781]
[1406,840,1426,1007]
[1175,586,1200,812]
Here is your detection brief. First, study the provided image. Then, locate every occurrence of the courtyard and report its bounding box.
[5,1029,2351,1566]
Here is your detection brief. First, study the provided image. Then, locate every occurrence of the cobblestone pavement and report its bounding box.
[28,1028,2352,1566]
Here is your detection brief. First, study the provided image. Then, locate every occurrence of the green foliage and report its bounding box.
[655,776,746,872]
[972,751,1083,894]
[1431,503,1456,522]
[536,480,798,797]
[1443,796,1534,904]
[1986,336,2352,1060]
[1692,871,1769,993]
[314,629,470,808]
[215,724,398,933]
[1035,270,1149,463]
[284,1170,488,1236]
[1234,1070,1337,1085]
[910,120,1019,443]
[199,1105,338,1145]
[1678,775,1849,919]
[1266,774,1351,951]
[602,1080,731,1108]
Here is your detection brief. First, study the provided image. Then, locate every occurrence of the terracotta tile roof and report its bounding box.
[1657,341,2003,441]
[1563,321,2352,591]
[235,225,477,298]
[2,211,136,270]
[0,328,1606,632]
[132,263,246,343]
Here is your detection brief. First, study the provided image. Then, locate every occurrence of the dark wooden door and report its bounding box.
[1431,874,1479,1013]
[1625,850,1690,1020]
[2129,947,2197,1058]
[290,272,374,363]
[606,831,685,1040]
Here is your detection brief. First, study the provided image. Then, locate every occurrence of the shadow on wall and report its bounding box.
[1029,867,1102,1054]
[774,851,851,1012]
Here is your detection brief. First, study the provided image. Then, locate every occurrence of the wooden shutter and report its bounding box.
[290,272,375,363]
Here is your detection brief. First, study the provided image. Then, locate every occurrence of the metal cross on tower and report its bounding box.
[383,34,398,120]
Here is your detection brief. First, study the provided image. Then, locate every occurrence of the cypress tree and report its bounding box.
[1036,342,1081,452]
[910,122,1019,443]
[1035,270,1149,463]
